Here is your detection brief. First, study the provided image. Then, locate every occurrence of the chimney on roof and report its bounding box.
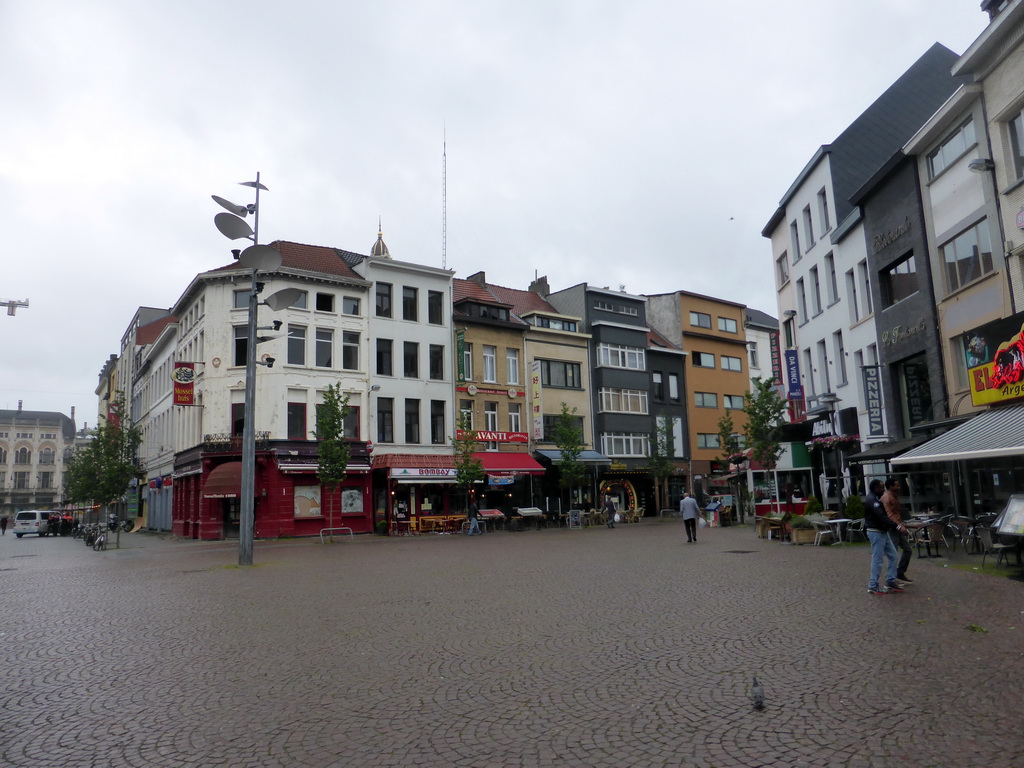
[467,271,486,287]
[529,275,550,298]
[71,406,76,422]
[18,400,22,411]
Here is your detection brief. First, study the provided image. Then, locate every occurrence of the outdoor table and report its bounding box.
[825,517,852,542]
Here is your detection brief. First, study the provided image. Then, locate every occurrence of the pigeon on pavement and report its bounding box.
[751,676,765,710]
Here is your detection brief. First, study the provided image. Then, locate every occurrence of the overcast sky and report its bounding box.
[1,1,991,429]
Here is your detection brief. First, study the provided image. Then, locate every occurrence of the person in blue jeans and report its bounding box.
[467,500,482,535]
[864,479,906,595]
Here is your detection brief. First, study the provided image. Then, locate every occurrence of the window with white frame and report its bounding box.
[601,432,650,457]
[790,221,802,262]
[597,343,645,370]
[482,345,497,382]
[833,330,847,385]
[599,388,649,414]
[506,348,520,385]
[342,332,359,370]
[668,373,679,400]
[540,359,581,388]
[927,117,976,178]
[288,325,306,366]
[941,220,994,294]
[1010,109,1024,181]
[776,251,790,286]
[462,343,473,380]
[858,260,873,316]
[316,329,334,368]
[825,252,839,305]
[803,204,815,248]
[797,278,808,322]
[508,403,521,433]
[817,188,831,233]
[810,265,822,315]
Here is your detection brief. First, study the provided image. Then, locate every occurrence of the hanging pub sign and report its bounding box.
[862,365,885,437]
[770,331,782,384]
[964,311,1024,406]
[784,349,802,399]
[172,362,197,406]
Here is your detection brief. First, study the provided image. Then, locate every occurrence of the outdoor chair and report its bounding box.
[845,518,866,542]
[811,519,835,546]
[913,521,948,558]
[977,526,1016,569]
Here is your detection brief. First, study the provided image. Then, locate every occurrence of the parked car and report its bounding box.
[13,510,52,538]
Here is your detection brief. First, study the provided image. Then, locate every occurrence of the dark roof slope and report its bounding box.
[208,240,365,280]
[487,284,561,316]
[744,308,778,329]
[135,315,178,345]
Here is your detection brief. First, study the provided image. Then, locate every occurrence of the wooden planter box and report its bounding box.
[790,527,816,545]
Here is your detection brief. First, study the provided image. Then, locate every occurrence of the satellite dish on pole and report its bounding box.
[215,212,254,241]
[263,287,304,311]
[239,180,269,191]
[212,195,248,217]
[238,244,282,271]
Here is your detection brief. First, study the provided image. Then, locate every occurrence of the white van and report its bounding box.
[13,510,51,537]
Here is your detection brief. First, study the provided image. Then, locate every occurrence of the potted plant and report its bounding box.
[787,512,816,545]
[803,495,824,516]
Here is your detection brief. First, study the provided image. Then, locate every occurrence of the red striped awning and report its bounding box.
[473,452,545,476]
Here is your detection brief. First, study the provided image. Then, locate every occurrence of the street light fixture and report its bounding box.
[212,174,300,566]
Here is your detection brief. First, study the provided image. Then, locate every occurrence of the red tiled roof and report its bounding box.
[135,314,177,345]
[372,453,454,469]
[487,284,557,315]
[647,326,680,351]
[209,240,363,281]
[453,278,506,305]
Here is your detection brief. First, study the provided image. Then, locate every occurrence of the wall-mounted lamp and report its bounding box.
[968,158,995,173]
[783,309,797,318]
[370,385,381,392]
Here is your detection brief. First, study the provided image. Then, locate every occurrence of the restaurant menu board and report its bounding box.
[992,495,1024,536]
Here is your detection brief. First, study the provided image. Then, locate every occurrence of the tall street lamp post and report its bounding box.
[212,174,301,566]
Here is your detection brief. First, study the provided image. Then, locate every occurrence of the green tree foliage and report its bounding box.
[64,392,142,509]
[553,403,586,504]
[716,411,741,464]
[452,413,484,505]
[647,415,675,510]
[743,376,787,472]
[315,384,351,526]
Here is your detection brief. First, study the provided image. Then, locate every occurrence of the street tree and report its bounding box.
[315,383,351,536]
[552,402,586,511]
[743,376,788,515]
[647,414,675,512]
[452,413,484,511]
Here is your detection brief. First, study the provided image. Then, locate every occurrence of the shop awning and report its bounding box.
[202,462,252,499]
[846,436,931,464]
[473,452,545,475]
[535,449,611,465]
[891,404,1024,465]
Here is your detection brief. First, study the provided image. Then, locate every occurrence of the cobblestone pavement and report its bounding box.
[2,520,1022,768]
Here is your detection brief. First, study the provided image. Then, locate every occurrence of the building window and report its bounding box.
[776,251,790,286]
[724,394,744,410]
[482,345,497,382]
[818,188,831,233]
[697,433,720,450]
[39,448,54,464]
[484,402,499,449]
[14,472,29,489]
[15,447,31,464]
[825,252,838,305]
[790,221,802,262]
[429,344,444,380]
[594,300,614,311]
[797,278,808,323]
[427,290,444,324]
[941,221,994,294]
[533,315,578,332]
[833,330,847,386]
[460,399,474,428]
[231,403,245,436]
[652,372,664,399]
[508,403,521,433]
[506,348,520,385]
[342,331,359,370]
[315,328,333,368]
[927,117,976,178]
[377,339,393,376]
[695,392,718,408]
[749,343,759,369]
[692,351,715,368]
[803,204,815,248]
[540,360,581,388]
[803,348,816,396]
[287,402,306,440]
[668,373,679,400]
[599,388,649,414]
[882,253,918,306]
[405,399,420,443]
[542,413,584,442]
[377,398,394,443]
[597,343,645,370]
[233,290,248,309]
[689,311,711,329]
[402,286,418,321]
[784,317,795,349]
[897,354,932,432]
[398,341,417,378]
[810,266,822,315]
[233,326,248,367]
[1010,109,1024,181]
[858,260,873,316]
[315,292,334,312]
[375,283,392,318]
[430,400,446,444]
[318,402,360,441]
[817,339,831,393]
[462,342,473,380]
[718,317,737,333]
[343,296,360,315]
[601,432,650,457]
[288,325,306,366]
[39,472,53,489]
[722,356,742,372]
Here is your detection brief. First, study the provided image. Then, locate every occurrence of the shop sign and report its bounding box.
[784,349,802,399]
[770,331,782,384]
[456,385,523,398]
[965,311,1024,406]
[488,475,515,486]
[390,467,457,478]
[456,330,466,382]
[172,362,196,405]
[862,366,884,437]
[903,359,930,426]
[530,360,543,440]
[811,417,835,438]
[455,429,528,443]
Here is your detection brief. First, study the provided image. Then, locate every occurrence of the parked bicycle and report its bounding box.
[92,527,107,551]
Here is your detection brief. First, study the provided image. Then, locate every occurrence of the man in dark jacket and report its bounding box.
[865,479,906,595]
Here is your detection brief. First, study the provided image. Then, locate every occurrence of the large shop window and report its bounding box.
[897,354,933,433]
[942,221,993,294]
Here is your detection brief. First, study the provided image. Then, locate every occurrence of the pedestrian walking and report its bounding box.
[680,492,700,543]
[0,515,8,535]
[881,476,913,584]
[605,496,617,528]
[864,479,906,596]
[466,499,482,535]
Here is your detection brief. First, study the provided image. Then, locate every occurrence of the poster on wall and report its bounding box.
[342,488,363,514]
[294,486,321,517]
[964,311,1024,406]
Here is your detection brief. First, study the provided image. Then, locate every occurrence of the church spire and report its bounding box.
[370,216,391,259]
